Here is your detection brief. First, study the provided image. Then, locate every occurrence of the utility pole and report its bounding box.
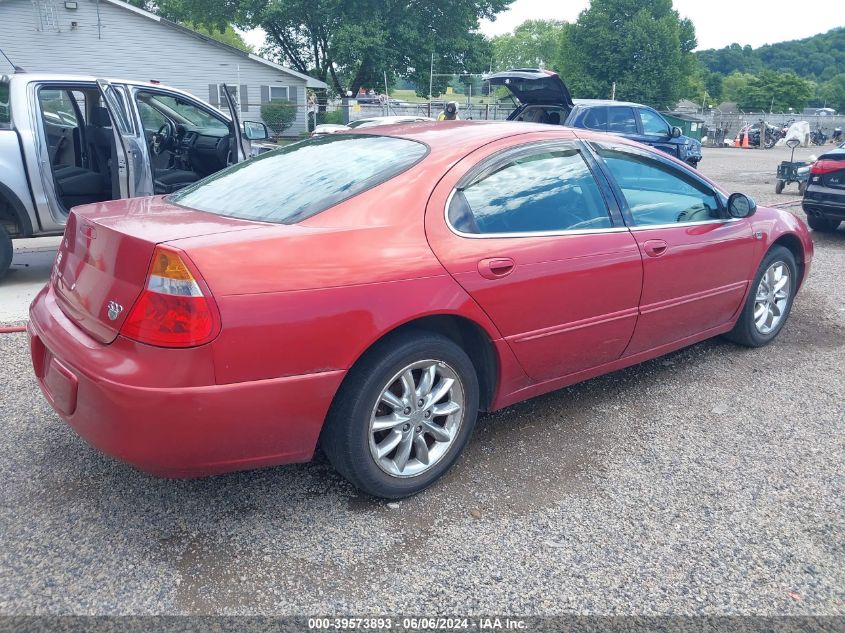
[611,81,616,101]
[428,53,434,118]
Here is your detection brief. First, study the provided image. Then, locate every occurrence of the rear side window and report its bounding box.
[448,148,612,235]
[607,107,637,134]
[170,134,428,224]
[0,80,10,128]
[581,107,607,131]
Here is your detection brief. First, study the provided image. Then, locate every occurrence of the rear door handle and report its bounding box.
[478,257,515,279]
[642,239,668,257]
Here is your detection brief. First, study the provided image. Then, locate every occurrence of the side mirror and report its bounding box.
[671,126,682,138]
[728,193,757,219]
[243,121,269,141]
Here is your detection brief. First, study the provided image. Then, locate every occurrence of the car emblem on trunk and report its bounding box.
[107,301,123,321]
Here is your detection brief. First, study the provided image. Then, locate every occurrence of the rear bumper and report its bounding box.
[28,285,345,477]
[803,188,845,220]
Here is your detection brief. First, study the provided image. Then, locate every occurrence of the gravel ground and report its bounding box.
[0,145,843,617]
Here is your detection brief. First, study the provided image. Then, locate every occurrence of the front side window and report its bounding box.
[607,107,637,134]
[170,134,428,224]
[595,145,721,226]
[639,109,670,137]
[448,148,612,235]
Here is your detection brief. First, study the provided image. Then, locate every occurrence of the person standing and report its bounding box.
[438,101,460,121]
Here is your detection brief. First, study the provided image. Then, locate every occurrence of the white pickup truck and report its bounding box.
[0,72,270,279]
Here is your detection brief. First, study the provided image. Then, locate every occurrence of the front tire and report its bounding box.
[0,224,12,281]
[321,331,479,499]
[775,179,784,194]
[807,215,839,232]
[726,245,797,347]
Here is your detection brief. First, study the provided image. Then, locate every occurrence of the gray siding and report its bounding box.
[0,0,309,134]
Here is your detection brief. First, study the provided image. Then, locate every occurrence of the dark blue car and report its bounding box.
[486,69,702,168]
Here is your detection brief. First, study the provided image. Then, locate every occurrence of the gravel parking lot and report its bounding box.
[0,144,843,617]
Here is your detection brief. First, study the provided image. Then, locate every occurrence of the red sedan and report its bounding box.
[29,121,813,498]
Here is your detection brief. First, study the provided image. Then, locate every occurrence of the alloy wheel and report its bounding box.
[368,359,465,478]
[753,261,791,335]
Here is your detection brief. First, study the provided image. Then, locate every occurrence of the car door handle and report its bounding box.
[642,239,668,257]
[478,257,515,279]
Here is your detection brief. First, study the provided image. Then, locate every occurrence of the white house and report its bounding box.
[0,0,326,135]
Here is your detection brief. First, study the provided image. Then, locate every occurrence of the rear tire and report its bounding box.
[321,330,479,499]
[807,215,840,232]
[0,224,12,281]
[725,245,797,348]
[798,180,807,195]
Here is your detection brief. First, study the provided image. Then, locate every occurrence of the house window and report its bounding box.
[217,84,240,109]
[269,86,289,101]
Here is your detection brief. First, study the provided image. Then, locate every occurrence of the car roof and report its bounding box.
[8,71,176,90]
[357,120,571,157]
[573,99,647,108]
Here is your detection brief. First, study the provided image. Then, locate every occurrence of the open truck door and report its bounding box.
[96,79,154,198]
[221,83,247,164]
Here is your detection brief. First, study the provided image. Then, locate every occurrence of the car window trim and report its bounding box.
[445,139,626,239]
[584,139,729,228]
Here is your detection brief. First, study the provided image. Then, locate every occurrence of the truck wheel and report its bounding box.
[798,180,807,195]
[775,180,784,194]
[0,224,12,281]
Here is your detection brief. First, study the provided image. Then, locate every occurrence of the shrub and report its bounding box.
[317,110,344,125]
[260,100,297,135]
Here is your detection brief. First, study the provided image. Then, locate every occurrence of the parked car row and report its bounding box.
[1,66,830,498]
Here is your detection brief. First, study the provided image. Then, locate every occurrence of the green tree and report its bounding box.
[697,28,845,81]
[555,0,697,108]
[491,20,566,71]
[187,23,253,53]
[819,74,845,113]
[157,0,511,98]
[721,71,756,104]
[738,71,815,112]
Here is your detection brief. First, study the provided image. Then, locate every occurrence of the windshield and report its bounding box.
[169,134,429,224]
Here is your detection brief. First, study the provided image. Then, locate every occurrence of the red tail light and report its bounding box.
[811,159,845,175]
[120,246,220,347]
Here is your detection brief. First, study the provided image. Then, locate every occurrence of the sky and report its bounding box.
[243,0,844,52]
[479,0,845,50]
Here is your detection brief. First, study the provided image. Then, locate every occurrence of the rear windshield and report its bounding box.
[169,134,428,224]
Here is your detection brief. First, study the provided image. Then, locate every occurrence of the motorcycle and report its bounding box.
[810,125,828,146]
[832,127,842,144]
[746,123,779,149]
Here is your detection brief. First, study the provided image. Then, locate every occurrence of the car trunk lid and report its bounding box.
[52,195,258,344]
[484,69,574,109]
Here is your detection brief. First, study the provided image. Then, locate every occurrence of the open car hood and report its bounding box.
[484,69,574,108]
